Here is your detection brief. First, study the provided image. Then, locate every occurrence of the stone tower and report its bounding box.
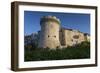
[38,16,61,49]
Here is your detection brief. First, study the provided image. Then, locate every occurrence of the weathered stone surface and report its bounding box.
[38,16,90,49]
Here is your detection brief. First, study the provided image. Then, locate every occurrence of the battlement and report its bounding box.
[40,16,60,25]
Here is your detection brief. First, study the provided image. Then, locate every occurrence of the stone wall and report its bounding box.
[60,28,88,47]
[38,16,90,49]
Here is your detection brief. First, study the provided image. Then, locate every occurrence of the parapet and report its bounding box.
[40,16,61,25]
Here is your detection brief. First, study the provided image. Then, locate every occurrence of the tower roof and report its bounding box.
[40,16,61,25]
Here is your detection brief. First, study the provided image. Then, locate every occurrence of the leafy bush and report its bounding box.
[24,41,90,61]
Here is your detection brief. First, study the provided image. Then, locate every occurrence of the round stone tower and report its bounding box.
[38,16,61,49]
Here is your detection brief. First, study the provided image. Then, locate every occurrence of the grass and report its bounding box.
[24,41,90,61]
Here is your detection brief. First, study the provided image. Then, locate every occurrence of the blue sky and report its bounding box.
[24,11,90,35]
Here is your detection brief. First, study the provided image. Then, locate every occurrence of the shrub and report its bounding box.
[24,41,90,61]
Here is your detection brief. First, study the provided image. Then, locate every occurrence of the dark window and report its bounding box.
[48,35,50,38]
[60,30,62,32]
[54,36,56,38]
[73,35,79,39]
[71,39,73,42]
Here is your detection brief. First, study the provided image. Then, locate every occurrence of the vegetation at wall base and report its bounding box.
[24,41,90,61]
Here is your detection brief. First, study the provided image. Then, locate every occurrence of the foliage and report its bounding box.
[24,41,90,61]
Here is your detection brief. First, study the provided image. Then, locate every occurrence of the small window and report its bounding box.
[71,39,73,42]
[48,35,49,37]
[60,30,62,32]
[54,36,56,38]
[73,35,79,39]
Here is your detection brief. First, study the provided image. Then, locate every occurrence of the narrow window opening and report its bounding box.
[54,36,56,38]
[48,35,50,38]
[71,39,73,42]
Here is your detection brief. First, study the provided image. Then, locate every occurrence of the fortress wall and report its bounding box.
[38,16,90,49]
[63,30,74,46]
[59,29,74,47]
[61,29,87,47]
[59,29,66,46]
[78,32,86,43]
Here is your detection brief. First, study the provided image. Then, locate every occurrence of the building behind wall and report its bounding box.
[38,16,90,49]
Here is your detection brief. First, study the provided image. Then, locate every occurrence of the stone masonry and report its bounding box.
[38,16,90,49]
